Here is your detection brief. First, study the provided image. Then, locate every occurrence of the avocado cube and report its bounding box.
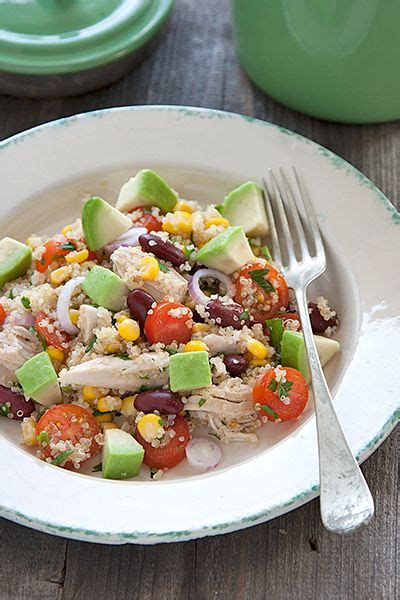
[82,196,132,251]
[196,226,254,274]
[0,237,32,290]
[222,181,269,237]
[102,429,144,480]
[116,169,178,213]
[169,351,212,392]
[82,266,128,311]
[16,352,61,406]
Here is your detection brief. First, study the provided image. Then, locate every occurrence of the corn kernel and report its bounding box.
[121,396,138,418]
[249,358,268,367]
[173,200,193,213]
[116,314,129,324]
[162,211,193,235]
[141,256,160,281]
[101,422,119,432]
[61,225,73,235]
[69,309,80,325]
[205,217,230,229]
[46,346,65,362]
[83,386,106,403]
[137,413,164,443]
[184,340,209,353]
[117,318,141,342]
[49,266,70,286]
[246,339,268,360]
[192,323,210,333]
[94,412,113,424]
[97,396,122,413]
[65,248,89,264]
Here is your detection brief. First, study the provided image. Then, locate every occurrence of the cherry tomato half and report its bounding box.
[135,415,190,469]
[131,207,163,232]
[144,302,193,345]
[0,305,7,327]
[35,237,75,273]
[35,311,71,351]
[235,262,289,322]
[252,366,308,422]
[36,404,101,465]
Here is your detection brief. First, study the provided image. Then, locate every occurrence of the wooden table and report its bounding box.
[0,2,398,598]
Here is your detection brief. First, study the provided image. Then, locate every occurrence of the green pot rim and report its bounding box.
[0,0,174,75]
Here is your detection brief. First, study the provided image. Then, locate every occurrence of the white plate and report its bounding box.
[0,106,398,544]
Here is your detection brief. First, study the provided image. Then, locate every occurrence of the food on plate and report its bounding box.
[0,170,340,479]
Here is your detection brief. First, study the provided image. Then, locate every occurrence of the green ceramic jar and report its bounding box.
[0,0,174,98]
[231,0,400,123]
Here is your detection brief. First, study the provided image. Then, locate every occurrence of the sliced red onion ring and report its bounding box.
[104,227,147,254]
[185,437,222,471]
[4,311,35,329]
[56,277,85,335]
[188,268,235,305]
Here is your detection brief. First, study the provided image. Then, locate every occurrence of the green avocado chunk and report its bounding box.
[169,351,212,392]
[82,196,132,251]
[222,182,269,237]
[102,429,144,480]
[82,266,128,311]
[16,352,61,406]
[0,237,32,290]
[196,226,254,275]
[281,330,341,383]
[116,169,178,213]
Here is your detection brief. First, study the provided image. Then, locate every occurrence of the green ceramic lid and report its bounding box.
[0,0,174,75]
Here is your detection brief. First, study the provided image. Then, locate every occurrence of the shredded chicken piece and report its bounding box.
[186,379,259,443]
[0,326,41,375]
[201,333,243,356]
[59,353,169,390]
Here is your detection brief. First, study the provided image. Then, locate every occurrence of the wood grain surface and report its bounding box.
[0,1,398,598]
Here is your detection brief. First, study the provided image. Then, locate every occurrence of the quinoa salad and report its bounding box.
[0,170,340,479]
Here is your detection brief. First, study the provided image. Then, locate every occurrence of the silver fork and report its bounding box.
[262,168,374,534]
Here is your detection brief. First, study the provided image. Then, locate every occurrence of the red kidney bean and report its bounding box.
[0,385,34,420]
[204,299,250,330]
[139,233,186,267]
[134,389,184,415]
[223,354,248,376]
[308,301,339,333]
[127,289,155,330]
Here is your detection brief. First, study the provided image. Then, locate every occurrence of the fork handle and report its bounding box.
[295,288,374,533]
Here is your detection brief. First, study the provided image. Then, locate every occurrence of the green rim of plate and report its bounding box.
[0,0,174,75]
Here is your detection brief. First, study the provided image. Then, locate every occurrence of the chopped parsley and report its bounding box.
[84,334,97,353]
[215,203,224,214]
[51,450,74,466]
[198,398,206,408]
[92,408,110,417]
[113,352,130,360]
[21,296,31,309]
[166,347,178,356]
[259,405,280,421]
[260,246,273,261]
[143,207,153,214]
[58,241,76,251]
[158,417,167,427]
[92,463,103,473]
[8,290,14,299]
[0,404,10,417]
[249,268,275,294]
[239,308,250,321]
[268,378,294,400]
[37,431,49,447]
[138,384,150,392]
[159,263,171,273]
